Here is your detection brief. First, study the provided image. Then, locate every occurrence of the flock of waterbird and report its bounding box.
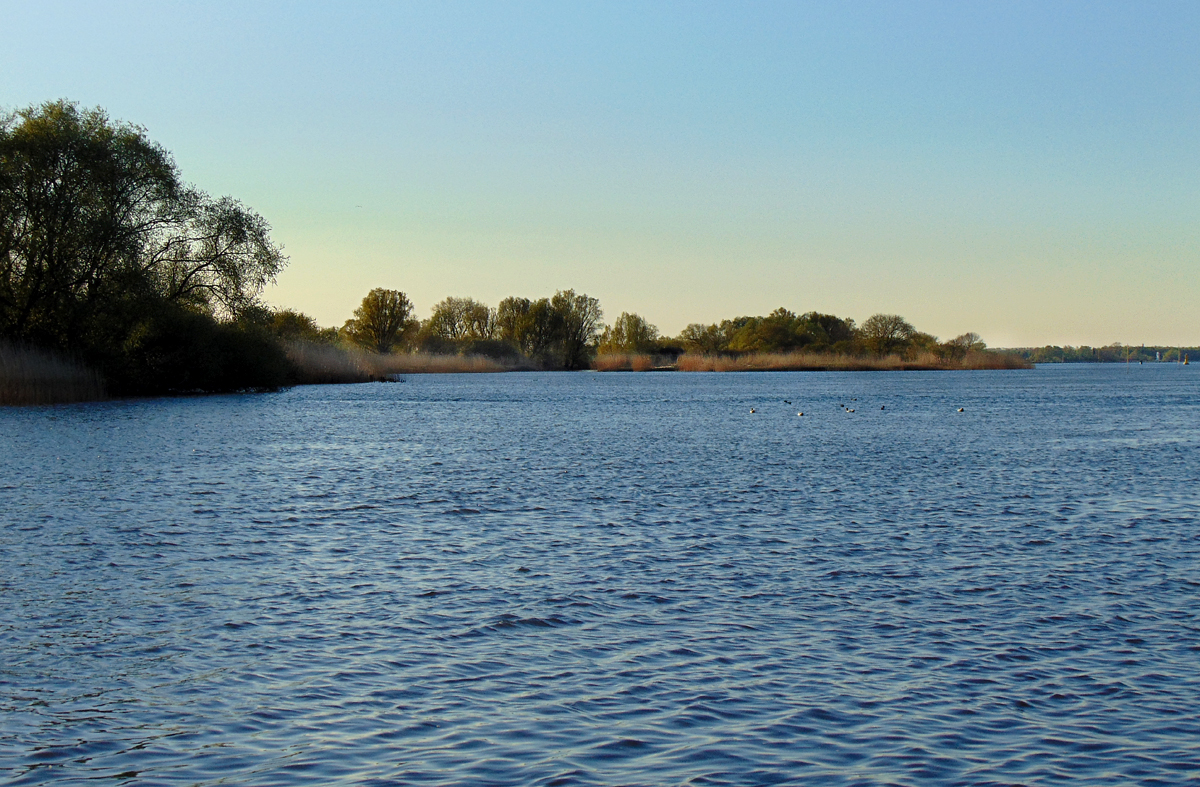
[748,398,965,416]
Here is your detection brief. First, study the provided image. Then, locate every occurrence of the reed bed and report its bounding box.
[284,342,512,383]
[283,342,376,384]
[593,353,664,371]
[0,341,106,405]
[674,350,1031,372]
[959,351,1031,370]
[379,353,511,374]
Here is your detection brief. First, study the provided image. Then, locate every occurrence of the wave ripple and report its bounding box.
[2,366,1199,785]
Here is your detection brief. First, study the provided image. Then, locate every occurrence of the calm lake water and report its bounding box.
[2,365,1199,786]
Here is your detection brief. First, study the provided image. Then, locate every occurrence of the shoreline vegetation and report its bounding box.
[283,342,512,383]
[1,341,106,405]
[0,100,1185,407]
[602,350,1031,372]
[280,345,1033,386]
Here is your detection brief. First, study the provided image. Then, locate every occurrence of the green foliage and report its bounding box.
[269,309,320,342]
[725,309,809,353]
[678,323,728,354]
[598,312,659,354]
[153,195,285,318]
[490,290,602,368]
[1,101,177,347]
[419,296,496,348]
[550,289,603,370]
[0,100,287,394]
[676,310,856,355]
[801,312,856,346]
[672,310,1004,362]
[907,331,941,356]
[339,288,602,369]
[263,308,338,344]
[327,290,1028,372]
[860,314,916,356]
[496,296,558,360]
[342,288,416,353]
[104,302,290,394]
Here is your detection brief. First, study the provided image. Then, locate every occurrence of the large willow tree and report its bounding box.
[0,100,286,352]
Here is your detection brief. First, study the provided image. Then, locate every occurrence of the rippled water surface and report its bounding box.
[3,365,1199,785]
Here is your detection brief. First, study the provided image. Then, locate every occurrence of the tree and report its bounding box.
[149,195,286,320]
[343,288,415,352]
[799,312,856,347]
[269,309,336,344]
[0,100,285,349]
[952,332,986,352]
[0,100,289,393]
[908,331,940,356]
[860,313,915,356]
[425,296,495,342]
[678,323,727,354]
[497,296,558,360]
[598,312,660,354]
[550,289,602,370]
[269,308,319,339]
[1,101,176,346]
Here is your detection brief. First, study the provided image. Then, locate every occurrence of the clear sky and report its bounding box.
[4,1,1197,346]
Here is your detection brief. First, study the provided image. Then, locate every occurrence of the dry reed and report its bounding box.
[1,341,106,406]
[379,353,511,374]
[284,341,512,384]
[959,350,1031,370]
[283,342,376,384]
[674,351,1031,372]
[593,353,664,371]
[631,354,656,372]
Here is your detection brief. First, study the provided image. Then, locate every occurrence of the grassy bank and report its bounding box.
[1,341,106,405]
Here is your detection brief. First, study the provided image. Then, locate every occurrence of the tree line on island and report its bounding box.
[272,287,1002,375]
[0,99,1086,405]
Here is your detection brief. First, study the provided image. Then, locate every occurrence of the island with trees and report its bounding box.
[271,289,1029,384]
[13,99,1145,406]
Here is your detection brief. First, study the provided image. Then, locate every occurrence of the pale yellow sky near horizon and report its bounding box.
[7,2,1197,347]
[258,175,1195,348]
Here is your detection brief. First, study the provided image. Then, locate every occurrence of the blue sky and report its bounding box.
[4,1,1197,345]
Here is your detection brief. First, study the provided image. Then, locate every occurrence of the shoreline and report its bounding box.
[3,347,1034,406]
[16,345,1200,408]
[594,350,1031,373]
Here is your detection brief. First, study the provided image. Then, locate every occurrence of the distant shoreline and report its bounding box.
[593,351,1030,373]
[276,344,1031,387]
[1006,345,1196,364]
[15,343,1200,407]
